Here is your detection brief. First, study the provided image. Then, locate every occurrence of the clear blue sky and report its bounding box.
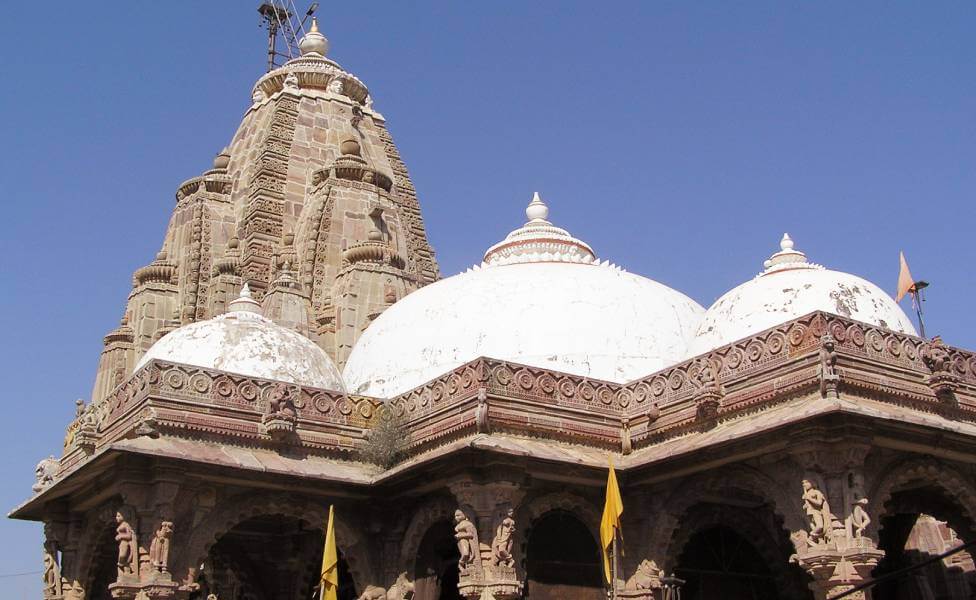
[1,2,973,595]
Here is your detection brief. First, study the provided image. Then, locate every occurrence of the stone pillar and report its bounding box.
[449,479,526,600]
[790,440,885,599]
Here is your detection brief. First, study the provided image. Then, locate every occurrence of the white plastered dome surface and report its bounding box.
[136,286,345,391]
[343,194,704,398]
[688,234,917,357]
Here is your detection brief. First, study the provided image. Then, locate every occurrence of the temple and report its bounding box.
[11,17,976,600]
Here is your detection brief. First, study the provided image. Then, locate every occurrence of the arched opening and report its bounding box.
[413,520,461,600]
[192,514,358,600]
[873,486,976,599]
[525,509,603,600]
[675,526,779,600]
[85,525,118,600]
[671,502,810,600]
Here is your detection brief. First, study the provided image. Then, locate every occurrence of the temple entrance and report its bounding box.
[674,525,780,600]
[414,520,462,600]
[86,525,119,600]
[873,486,976,599]
[194,514,357,600]
[525,510,603,600]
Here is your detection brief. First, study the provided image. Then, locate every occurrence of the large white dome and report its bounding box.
[688,234,917,357]
[137,286,345,391]
[343,194,704,398]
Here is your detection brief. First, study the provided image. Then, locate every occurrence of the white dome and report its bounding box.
[688,234,917,357]
[343,194,704,397]
[137,286,345,391]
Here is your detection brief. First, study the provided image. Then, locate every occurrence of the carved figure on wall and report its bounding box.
[801,480,833,547]
[42,544,62,597]
[328,77,344,94]
[149,520,173,574]
[251,88,266,105]
[820,334,837,376]
[921,336,951,373]
[624,559,661,590]
[819,334,840,398]
[33,456,59,493]
[849,498,870,539]
[267,384,296,419]
[491,508,516,567]
[283,72,299,91]
[357,572,414,600]
[114,511,138,578]
[454,509,478,568]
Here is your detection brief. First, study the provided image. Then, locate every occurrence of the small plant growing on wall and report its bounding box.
[360,403,407,468]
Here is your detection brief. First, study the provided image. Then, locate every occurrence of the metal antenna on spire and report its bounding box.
[258,1,319,72]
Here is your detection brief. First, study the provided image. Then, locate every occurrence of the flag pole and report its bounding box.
[910,281,929,339]
[612,528,619,600]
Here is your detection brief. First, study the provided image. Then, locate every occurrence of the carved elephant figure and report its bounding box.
[357,571,414,600]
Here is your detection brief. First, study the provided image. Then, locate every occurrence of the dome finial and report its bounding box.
[780,233,794,252]
[229,283,262,314]
[525,192,549,223]
[762,231,814,274]
[299,17,329,56]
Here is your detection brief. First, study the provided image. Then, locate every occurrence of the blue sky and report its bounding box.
[1,1,974,595]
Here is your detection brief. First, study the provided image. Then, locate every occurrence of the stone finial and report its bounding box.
[780,232,794,251]
[525,192,549,223]
[299,18,329,56]
[212,148,230,170]
[762,231,818,274]
[228,284,262,315]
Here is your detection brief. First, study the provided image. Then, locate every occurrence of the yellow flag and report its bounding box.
[896,251,915,302]
[600,457,624,584]
[320,505,339,600]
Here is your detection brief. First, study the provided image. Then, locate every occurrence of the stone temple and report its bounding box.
[11,17,976,600]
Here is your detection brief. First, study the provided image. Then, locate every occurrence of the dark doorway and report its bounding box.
[414,520,462,600]
[873,487,975,600]
[674,525,779,600]
[197,514,357,600]
[86,525,119,600]
[525,510,603,600]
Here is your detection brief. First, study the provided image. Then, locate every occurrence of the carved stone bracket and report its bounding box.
[793,544,884,600]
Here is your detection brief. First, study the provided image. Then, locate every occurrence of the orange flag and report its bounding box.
[896,251,915,303]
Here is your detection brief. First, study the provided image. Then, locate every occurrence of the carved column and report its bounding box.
[790,441,884,599]
[449,479,526,600]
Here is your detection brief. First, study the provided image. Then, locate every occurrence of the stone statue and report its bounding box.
[819,334,840,397]
[454,509,478,568]
[328,78,344,95]
[624,559,661,591]
[42,544,62,597]
[251,88,266,105]
[820,334,837,377]
[114,511,138,578]
[267,384,296,418]
[357,572,414,600]
[283,72,300,92]
[491,508,516,567]
[75,399,86,417]
[921,336,951,373]
[850,498,871,539]
[801,480,833,547]
[33,456,59,493]
[149,520,173,574]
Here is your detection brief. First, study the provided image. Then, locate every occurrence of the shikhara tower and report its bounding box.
[91,19,438,403]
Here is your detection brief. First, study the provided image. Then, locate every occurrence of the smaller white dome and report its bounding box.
[689,234,917,356]
[136,286,344,391]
